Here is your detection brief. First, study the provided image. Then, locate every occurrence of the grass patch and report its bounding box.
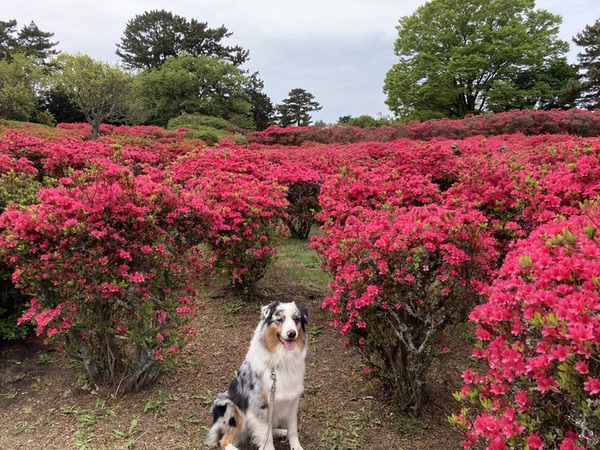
[319,407,381,449]
[275,230,331,290]
[223,299,246,314]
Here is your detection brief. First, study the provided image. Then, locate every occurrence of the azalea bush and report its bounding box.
[0,159,206,393]
[170,149,289,297]
[453,200,600,449]
[282,179,321,239]
[521,152,600,229]
[201,172,287,296]
[314,165,497,413]
[270,162,322,239]
[0,169,44,340]
[0,137,50,340]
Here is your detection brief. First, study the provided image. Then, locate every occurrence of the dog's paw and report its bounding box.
[258,445,275,450]
[288,441,304,450]
[273,428,287,437]
[224,445,239,450]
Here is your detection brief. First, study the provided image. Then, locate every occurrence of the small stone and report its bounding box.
[208,289,226,299]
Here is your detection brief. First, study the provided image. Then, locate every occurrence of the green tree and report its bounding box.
[487,57,579,111]
[116,10,248,70]
[383,0,568,121]
[246,72,274,130]
[340,114,391,127]
[0,19,58,62]
[0,53,49,123]
[275,88,322,127]
[0,19,59,124]
[135,55,252,127]
[0,20,18,60]
[16,21,59,61]
[52,53,135,140]
[40,86,86,123]
[572,18,600,110]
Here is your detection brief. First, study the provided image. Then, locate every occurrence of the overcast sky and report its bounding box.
[4,0,598,123]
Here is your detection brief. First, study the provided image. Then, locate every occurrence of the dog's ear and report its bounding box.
[261,301,279,321]
[297,303,309,329]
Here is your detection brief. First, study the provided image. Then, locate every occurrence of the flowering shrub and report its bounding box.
[55,122,95,133]
[443,140,530,255]
[454,200,600,449]
[521,152,600,228]
[169,149,288,297]
[201,173,287,297]
[269,161,322,239]
[0,132,50,340]
[247,124,405,146]
[281,180,321,239]
[313,164,497,413]
[0,159,206,392]
[0,169,45,340]
[318,164,441,220]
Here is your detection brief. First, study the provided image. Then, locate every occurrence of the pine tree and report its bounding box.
[572,18,600,110]
[0,20,18,60]
[246,72,274,130]
[275,88,322,127]
[0,19,58,62]
[116,10,248,69]
[17,21,59,61]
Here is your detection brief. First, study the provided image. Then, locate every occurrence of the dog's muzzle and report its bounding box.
[279,330,297,350]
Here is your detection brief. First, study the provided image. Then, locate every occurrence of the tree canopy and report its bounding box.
[52,53,135,139]
[486,57,578,111]
[246,72,274,130]
[135,55,252,127]
[572,18,600,110]
[275,88,322,127]
[0,19,59,125]
[383,0,569,121]
[0,53,47,122]
[0,19,59,62]
[116,10,249,70]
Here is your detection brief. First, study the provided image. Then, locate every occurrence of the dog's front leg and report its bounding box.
[251,416,275,450]
[258,430,275,450]
[285,398,304,450]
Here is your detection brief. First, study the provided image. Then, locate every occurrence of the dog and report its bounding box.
[206,300,309,450]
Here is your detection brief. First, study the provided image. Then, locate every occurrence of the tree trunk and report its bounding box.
[91,121,100,141]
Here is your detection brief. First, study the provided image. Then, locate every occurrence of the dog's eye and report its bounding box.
[274,317,284,325]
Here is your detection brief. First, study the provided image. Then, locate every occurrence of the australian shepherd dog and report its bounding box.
[206,300,308,450]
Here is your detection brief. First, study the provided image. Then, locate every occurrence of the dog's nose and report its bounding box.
[287,330,297,339]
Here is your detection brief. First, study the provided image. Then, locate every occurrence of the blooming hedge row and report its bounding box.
[248,109,600,145]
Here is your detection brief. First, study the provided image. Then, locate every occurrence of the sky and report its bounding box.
[4,0,598,124]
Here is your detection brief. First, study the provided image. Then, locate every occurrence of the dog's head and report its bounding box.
[260,301,308,353]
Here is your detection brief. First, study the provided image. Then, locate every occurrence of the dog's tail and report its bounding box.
[205,392,243,448]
